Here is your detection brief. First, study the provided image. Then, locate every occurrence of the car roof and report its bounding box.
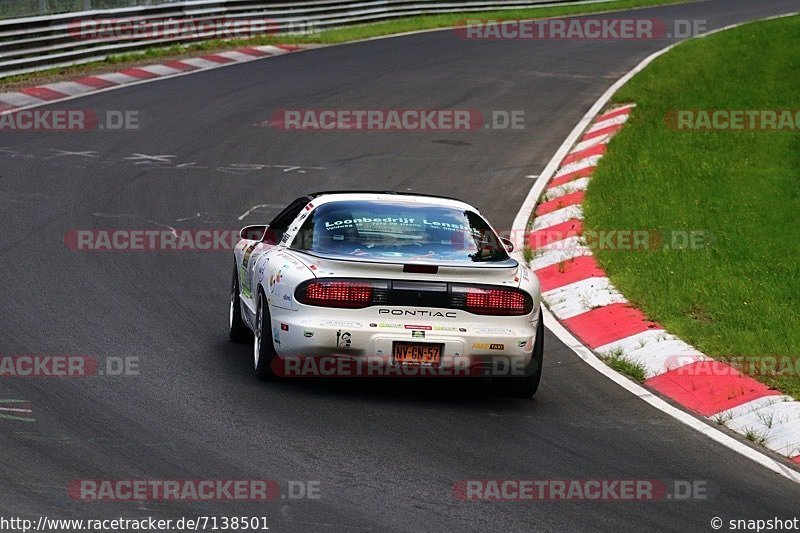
[307,190,476,211]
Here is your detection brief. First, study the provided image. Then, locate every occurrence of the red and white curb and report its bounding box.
[525,104,800,465]
[0,45,303,114]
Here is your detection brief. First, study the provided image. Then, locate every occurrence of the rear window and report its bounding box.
[290,200,508,263]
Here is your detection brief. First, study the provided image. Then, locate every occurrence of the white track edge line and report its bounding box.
[511,11,800,483]
[541,309,800,482]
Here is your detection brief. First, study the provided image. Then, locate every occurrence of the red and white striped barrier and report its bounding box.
[0,45,303,113]
[528,103,800,464]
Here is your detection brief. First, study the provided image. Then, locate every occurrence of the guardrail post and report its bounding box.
[83,0,92,9]
[39,0,47,15]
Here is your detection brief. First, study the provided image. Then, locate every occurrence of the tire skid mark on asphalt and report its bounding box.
[0,399,35,422]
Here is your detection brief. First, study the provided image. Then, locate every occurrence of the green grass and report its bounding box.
[1,0,691,85]
[523,244,534,265]
[583,15,800,398]
[602,349,647,382]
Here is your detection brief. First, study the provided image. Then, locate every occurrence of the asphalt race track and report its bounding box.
[1,0,799,530]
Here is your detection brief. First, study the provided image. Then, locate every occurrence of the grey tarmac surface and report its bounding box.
[0,1,798,531]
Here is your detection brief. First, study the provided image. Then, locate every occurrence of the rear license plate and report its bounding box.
[392,342,442,366]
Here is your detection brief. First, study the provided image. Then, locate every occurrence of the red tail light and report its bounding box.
[296,280,389,308]
[451,286,532,316]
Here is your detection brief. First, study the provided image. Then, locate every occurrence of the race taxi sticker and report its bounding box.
[472,343,505,350]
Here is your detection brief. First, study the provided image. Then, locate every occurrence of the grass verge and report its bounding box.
[583,15,800,398]
[1,0,691,87]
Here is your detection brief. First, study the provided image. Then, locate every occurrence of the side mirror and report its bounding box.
[501,237,514,253]
[240,225,268,241]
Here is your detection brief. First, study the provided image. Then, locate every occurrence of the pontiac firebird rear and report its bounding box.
[228,191,544,397]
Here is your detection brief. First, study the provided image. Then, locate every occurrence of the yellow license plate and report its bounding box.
[393,342,442,366]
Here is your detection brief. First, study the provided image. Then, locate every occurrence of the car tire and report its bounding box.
[253,290,277,380]
[504,309,544,398]
[229,262,252,343]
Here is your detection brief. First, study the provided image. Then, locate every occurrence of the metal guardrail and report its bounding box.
[0,0,612,78]
[0,2,185,21]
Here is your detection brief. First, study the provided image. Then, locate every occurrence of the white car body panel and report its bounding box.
[233,193,542,372]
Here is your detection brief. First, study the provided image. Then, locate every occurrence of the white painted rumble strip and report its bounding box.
[552,154,602,179]
[585,112,630,134]
[0,92,47,107]
[596,330,708,378]
[596,103,637,118]
[137,64,184,76]
[570,133,612,153]
[529,236,592,271]
[40,81,94,96]
[719,397,800,457]
[545,178,592,200]
[216,50,261,62]
[531,205,584,230]
[177,57,223,69]
[254,45,290,55]
[761,421,800,457]
[714,396,795,422]
[92,72,141,85]
[596,329,672,355]
[726,402,800,433]
[625,340,707,378]
[542,276,627,320]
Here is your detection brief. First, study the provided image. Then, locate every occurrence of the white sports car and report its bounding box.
[228,191,544,397]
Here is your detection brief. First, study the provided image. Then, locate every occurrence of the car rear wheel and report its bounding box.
[229,262,252,343]
[253,291,277,380]
[503,309,544,398]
